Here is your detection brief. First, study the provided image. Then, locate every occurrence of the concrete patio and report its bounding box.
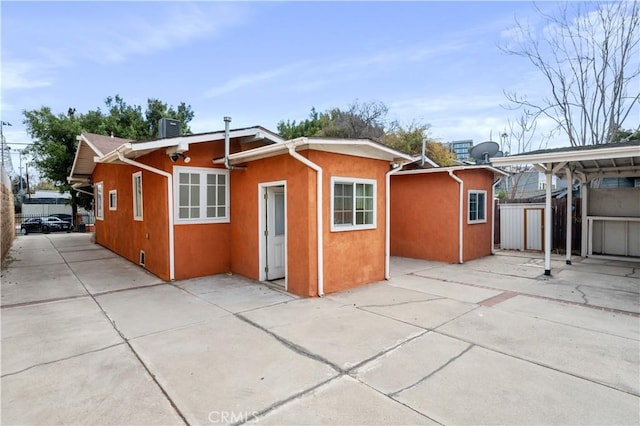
[1,233,638,425]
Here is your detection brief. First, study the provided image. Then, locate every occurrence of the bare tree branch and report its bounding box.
[500,1,640,146]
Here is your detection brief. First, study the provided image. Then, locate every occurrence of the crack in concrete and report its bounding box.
[234,375,343,426]
[575,285,589,304]
[389,344,474,397]
[0,342,125,378]
[354,297,445,309]
[624,267,637,278]
[403,270,639,317]
[352,376,442,425]
[235,313,344,373]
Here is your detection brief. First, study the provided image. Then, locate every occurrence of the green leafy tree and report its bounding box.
[278,100,455,166]
[382,122,456,166]
[23,95,195,229]
[277,108,325,139]
[277,100,388,141]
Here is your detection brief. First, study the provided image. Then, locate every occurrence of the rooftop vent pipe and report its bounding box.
[223,116,245,170]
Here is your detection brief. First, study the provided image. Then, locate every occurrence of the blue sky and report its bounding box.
[1,1,631,173]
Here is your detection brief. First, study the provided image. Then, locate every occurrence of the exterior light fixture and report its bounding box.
[170,153,191,163]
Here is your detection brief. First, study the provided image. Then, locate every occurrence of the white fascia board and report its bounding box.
[306,139,413,161]
[219,141,298,164]
[69,136,108,181]
[97,144,133,164]
[394,165,508,177]
[222,137,414,165]
[129,128,283,152]
[491,146,640,166]
[409,155,439,167]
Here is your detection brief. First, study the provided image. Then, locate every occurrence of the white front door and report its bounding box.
[265,186,286,280]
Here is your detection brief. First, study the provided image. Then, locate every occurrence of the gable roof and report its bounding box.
[216,137,413,165]
[68,133,132,185]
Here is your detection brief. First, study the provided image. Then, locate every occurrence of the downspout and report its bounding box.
[287,144,324,297]
[385,162,408,279]
[223,116,245,171]
[117,149,175,281]
[448,170,464,263]
[491,177,502,255]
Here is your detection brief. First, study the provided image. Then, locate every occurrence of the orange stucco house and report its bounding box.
[390,165,507,263]
[68,123,413,297]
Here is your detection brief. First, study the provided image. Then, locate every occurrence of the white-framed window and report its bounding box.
[331,177,376,232]
[173,166,229,224]
[109,190,117,211]
[468,190,487,224]
[133,172,143,221]
[95,182,104,220]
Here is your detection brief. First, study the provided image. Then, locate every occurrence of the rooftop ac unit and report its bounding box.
[158,118,180,139]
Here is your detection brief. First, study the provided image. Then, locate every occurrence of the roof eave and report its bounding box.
[491,145,640,166]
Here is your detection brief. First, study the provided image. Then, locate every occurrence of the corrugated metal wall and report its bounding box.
[499,203,545,251]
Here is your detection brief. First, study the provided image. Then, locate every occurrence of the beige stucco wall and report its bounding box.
[1,169,15,263]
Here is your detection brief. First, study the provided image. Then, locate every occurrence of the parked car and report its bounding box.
[43,216,72,231]
[50,213,73,223]
[21,217,72,234]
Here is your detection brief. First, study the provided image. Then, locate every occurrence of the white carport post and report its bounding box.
[544,164,553,276]
[580,176,588,257]
[565,167,572,265]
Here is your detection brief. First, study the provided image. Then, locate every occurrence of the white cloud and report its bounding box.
[87,3,249,64]
[2,60,54,90]
[204,62,307,98]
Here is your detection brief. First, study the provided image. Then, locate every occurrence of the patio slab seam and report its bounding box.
[56,249,190,425]
[0,293,90,309]
[356,302,482,334]
[432,329,640,398]
[411,271,640,317]
[170,281,297,316]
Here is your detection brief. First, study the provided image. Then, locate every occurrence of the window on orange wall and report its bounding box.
[331,176,376,232]
[95,182,104,220]
[109,190,117,211]
[468,190,487,224]
[173,166,229,224]
[133,172,143,220]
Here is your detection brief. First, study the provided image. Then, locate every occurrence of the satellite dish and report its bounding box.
[469,141,500,164]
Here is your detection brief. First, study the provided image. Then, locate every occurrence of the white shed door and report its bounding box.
[524,208,543,251]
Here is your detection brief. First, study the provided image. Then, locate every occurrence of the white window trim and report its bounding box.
[468,189,487,224]
[109,190,117,211]
[133,172,143,221]
[173,166,230,224]
[95,182,104,220]
[330,176,377,232]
